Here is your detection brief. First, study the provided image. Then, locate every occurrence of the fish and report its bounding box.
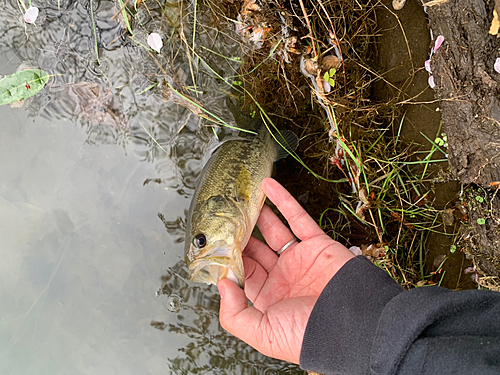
[184,120,296,287]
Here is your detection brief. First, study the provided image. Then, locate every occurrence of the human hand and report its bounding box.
[217,178,354,364]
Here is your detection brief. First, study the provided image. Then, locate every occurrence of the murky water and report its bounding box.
[0,1,301,373]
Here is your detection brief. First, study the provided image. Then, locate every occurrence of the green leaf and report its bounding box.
[475,196,484,203]
[329,68,336,76]
[477,218,486,225]
[323,71,330,81]
[450,244,457,254]
[0,69,49,106]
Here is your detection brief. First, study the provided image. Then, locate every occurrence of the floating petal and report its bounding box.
[24,6,39,24]
[494,58,500,74]
[428,75,435,89]
[424,59,432,74]
[147,33,163,53]
[433,35,444,53]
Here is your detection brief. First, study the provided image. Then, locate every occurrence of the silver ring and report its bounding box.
[277,237,298,255]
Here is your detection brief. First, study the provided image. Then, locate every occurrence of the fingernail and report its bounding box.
[218,283,225,299]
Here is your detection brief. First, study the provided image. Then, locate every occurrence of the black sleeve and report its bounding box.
[299,256,500,375]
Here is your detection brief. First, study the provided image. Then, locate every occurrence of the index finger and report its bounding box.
[261,178,325,240]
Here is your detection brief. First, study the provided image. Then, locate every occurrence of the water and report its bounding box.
[0,1,301,373]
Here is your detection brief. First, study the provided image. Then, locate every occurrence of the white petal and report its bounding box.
[24,6,39,24]
[494,58,500,74]
[433,35,444,53]
[147,33,163,53]
[424,59,432,74]
[428,75,435,89]
[348,246,362,256]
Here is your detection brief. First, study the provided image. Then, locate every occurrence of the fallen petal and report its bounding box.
[433,35,444,53]
[424,59,432,74]
[322,79,331,93]
[392,0,406,11]
[494,57,500,74]
[24,6,39,24]
[348,246,362,256]
[464,266,476,274]
[428,75,435,88]
[147,33,163,53]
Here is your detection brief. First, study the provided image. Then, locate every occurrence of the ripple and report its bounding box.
[166,294,182,313]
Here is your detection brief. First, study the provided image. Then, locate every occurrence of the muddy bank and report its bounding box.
[428,0,500,186]
[427,0,500,282]
[224,0,485,289]
[373,0,472,289]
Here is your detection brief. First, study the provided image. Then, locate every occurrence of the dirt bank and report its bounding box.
[427,0,500,283]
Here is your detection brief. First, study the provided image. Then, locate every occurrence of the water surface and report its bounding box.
[0,1,300,373]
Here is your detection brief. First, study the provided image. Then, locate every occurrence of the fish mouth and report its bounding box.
[188,244,245,287]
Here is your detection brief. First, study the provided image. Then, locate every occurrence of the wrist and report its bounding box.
[300,256,403,374]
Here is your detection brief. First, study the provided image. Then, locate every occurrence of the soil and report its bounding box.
[428,0,500,186]
[373,0,476,288]
[426,0,500,280]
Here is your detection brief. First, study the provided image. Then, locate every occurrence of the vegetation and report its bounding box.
[112,0,468,290]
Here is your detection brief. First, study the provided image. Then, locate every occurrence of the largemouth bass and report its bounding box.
[185,123,295,287]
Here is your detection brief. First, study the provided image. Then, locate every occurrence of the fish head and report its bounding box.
[185,195,249,287]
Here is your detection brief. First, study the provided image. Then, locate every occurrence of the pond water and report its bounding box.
[0,1,301,374]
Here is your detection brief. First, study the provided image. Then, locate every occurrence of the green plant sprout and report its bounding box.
[323,68,336,88]
[434,133,448,148]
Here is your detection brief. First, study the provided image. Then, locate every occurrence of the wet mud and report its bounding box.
[373,0,476,288]
[426,0,500,283]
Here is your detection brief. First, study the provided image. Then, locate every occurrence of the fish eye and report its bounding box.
[193,233,207,248]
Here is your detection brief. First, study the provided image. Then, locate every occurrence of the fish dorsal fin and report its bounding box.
[202,133,251,167]
[273,130,299,161]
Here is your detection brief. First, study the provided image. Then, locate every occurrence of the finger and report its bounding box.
[262,178,325,240]
[243,235,278,272]
[255,205,296,254]
[242,257,268,304]
[217,279,269,355]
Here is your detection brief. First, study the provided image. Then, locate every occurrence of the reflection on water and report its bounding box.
[0,0,302,373]
[153,261,299,374]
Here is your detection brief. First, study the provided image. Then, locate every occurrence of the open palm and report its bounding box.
[218,178,354,364]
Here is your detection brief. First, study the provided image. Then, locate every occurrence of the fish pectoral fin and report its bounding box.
[273,130,299,160]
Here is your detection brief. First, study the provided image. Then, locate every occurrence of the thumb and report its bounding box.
[217,279,266,349]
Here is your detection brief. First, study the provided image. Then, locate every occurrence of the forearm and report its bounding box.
[300,256,500,374]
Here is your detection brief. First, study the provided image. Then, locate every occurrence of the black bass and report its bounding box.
[185,123,296,287]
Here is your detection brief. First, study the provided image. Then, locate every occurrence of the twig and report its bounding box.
[298,0,317,57]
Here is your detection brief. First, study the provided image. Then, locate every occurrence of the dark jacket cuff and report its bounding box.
[300,256,403,374]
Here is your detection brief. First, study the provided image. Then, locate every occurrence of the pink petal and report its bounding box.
[322,79,331,93]
[424,59,432,74]
[494,58,500,74]
[464,267,476,274]
[147,33,163,53]
[433,35,444,53]
[24,6,39,24]
[428,75,435,89]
